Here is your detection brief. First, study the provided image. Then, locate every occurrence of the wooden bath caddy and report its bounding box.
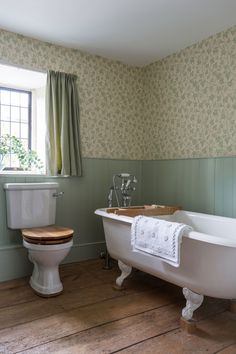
[106,205,181,217]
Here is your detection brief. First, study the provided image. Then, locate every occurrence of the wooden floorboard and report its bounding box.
[215,343,236,354]
[20,303,181,354]
[117,312,236,354]
[0,258,234,354]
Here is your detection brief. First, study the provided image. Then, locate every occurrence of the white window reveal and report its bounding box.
[0,64,47,174]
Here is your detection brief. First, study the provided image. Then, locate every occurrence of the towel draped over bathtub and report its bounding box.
[131,216,192,267]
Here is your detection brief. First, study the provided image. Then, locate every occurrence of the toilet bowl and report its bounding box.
[22,225,73,296]
[4,182,74,297]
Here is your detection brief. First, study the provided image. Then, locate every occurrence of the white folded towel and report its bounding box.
[131,216,192,267]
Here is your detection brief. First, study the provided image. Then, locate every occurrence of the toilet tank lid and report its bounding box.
[4,182,59,190]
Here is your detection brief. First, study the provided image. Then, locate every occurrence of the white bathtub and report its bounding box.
[95,208,236,300]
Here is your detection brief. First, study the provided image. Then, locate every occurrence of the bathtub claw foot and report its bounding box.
[230,300,236,313]
[115,260,132,289]
[182,288,204,321]
[180,316,197,334]
[113,283,125,291]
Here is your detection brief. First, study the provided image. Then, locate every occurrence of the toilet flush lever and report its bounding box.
[52,191,64,198]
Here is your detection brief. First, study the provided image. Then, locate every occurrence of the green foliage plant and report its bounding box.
[0,134,43,171]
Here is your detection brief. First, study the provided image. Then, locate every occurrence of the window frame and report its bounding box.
[0,84,33,170]
[0,85,32,150]
[0,63,48,176]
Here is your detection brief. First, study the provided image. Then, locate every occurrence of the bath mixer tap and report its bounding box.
[108,173,138,208]
[104,173,138,270]
[52,191,64,198]
[108,187,114,208]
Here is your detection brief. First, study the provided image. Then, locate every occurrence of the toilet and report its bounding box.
[4,182,74,297]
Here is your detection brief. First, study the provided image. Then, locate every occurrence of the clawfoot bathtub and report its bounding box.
[95,208,236,323]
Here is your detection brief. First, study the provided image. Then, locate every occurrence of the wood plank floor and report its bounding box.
[0,259,235,354]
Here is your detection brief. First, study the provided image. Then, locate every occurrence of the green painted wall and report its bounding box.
[0,158,142,281]
[2,156,236,282]
[142,157,236,218]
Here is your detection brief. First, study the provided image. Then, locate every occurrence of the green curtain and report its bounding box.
[45,70,82,176]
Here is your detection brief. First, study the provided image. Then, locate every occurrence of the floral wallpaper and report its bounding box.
[0,25,236,161]
[143,26,236,160]
[0,29,145,160]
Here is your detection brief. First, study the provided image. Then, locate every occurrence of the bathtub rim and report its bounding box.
[95,208,236,248]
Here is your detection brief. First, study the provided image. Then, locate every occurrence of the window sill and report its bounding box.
[0,171,70,178]
[0,170,46,177]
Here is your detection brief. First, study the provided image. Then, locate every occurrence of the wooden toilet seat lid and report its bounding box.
[21,226,74,245]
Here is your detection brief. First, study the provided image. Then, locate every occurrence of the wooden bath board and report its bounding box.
[106,205,181,217]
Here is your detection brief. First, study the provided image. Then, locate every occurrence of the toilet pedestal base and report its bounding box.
[24,239,73,297]
[32,288,63,298]
[30,265,63,297]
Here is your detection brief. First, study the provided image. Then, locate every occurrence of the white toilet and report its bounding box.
[4,182,74,297]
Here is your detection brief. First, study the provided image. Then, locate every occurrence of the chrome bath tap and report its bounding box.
[104,173,138,269]
[107,173,137,208]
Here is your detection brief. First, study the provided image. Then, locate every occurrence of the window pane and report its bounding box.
[21,139,28,150]
[1,90,10,105]
[1,105,10,121]
[0,86,34,170]
[3,154,10,168]
[11,154,19,168]
[11,91,20,106]
[21,107,28,123]
[20,93,29,107]
[11,106,20,121]
[1,121,10,135]
[21,123,28,139]
[11,122,20,138]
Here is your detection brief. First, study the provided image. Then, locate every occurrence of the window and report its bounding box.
[0,87,32,169]
[0,64,47,174]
